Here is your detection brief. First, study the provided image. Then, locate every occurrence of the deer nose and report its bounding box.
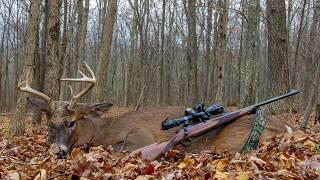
[57,150,67,159]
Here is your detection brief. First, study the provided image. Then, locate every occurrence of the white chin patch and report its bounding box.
[285,125,293,134]
[58,144,68,151]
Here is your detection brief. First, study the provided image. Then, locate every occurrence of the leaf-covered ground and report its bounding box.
[0,109,320,179]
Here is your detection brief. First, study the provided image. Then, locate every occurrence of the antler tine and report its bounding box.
[68,85,74,97]
[18,69,55,110]
[61,62,96,108]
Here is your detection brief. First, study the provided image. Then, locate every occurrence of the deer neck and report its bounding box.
[80,117,126,147]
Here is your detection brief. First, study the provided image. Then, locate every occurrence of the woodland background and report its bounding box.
[0,0,319,135]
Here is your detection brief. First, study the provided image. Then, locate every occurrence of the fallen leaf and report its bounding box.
[236,166,248,180]
[48,143,60,155]
[303,140,316,151]
[6,171,21,180]
[213,171,229,180]
[80,177,90,180]
[277,169,302,179]
[298,155,320,170]
[178,155,193,169]
[120,163,138,173]
[215,159,228,172]
[135,175,155,180]
[71,148,83,159]
[143,163,155,175]
[102,173,113,180]
[34,169,46,180]
[316,144,320,154]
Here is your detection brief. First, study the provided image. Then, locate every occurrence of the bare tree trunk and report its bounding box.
[124,0,138,106]
[4,38,10,112]
[94,0,107,69]
[31,0,49,125]
[215,0,229,104]
[237,0,245,105]
[197,0,206,101]
[75,0,90,73]
[136,0,149,107]
[60,0,77,101]
[60,0,68,66]
[158,0,166,105]
[95,0,118,102]
[74,0,83,76]
[204,0,213,102]
[33,31,42,125]
[14,3,21,107]
[316,104,320,124]
[299,0,320,129]
[300,59,320,130]
[266,0,290,113]
[303,0,320,106]
[39,0,48,93]
[207,0,220,103]
[11,0,41,136]
[79,0,90,65]
[240,0,260,107]
[0,29,4,112]
[77,0,90,102]
[287,0,293,53]
[44,0,62,100]
[290,0,307,111]
[184,0,198,104]
[59,0,70,101]
[0,1,14,112]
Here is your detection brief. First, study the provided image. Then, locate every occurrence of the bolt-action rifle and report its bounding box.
[130,90,301,160]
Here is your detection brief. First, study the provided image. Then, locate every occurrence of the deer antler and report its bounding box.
[18,68,55,111]
[60,62,96,109]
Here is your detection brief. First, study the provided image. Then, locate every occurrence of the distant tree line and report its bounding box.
[0,0,319,135]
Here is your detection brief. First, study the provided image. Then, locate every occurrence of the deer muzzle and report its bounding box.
[56,143,71,159]
[57,149,68,159]
[55,126,76,158]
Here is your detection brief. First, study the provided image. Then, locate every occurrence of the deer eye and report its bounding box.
[67,121,76,128]
[64,105,75,115]
[48,123,55,129]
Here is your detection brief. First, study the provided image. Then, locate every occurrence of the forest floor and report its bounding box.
[0,107,320,179]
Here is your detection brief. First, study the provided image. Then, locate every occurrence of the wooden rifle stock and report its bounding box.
[130,90,301,160]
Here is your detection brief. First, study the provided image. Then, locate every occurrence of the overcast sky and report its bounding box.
[89,0,97,9]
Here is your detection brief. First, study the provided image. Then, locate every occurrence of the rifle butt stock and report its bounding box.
[130,141,168,160]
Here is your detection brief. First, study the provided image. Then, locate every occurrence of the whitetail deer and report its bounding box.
[18,62,294,158]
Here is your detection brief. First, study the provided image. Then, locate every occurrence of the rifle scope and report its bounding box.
[161,103,224,130]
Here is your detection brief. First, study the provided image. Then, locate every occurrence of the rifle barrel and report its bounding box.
[252,89,301,108]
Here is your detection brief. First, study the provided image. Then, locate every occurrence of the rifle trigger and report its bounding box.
[180,127,192,147]
[183,127,189,136]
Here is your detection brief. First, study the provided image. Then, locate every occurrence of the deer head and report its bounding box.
[18,62,113,158]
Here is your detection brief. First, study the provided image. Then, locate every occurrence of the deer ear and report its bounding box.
[27,97,52,115]
[89,103,113,117]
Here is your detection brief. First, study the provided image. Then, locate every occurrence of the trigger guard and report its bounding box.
[181,139,192,147]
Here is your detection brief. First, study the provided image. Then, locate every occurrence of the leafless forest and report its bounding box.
[0,0,319,135]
